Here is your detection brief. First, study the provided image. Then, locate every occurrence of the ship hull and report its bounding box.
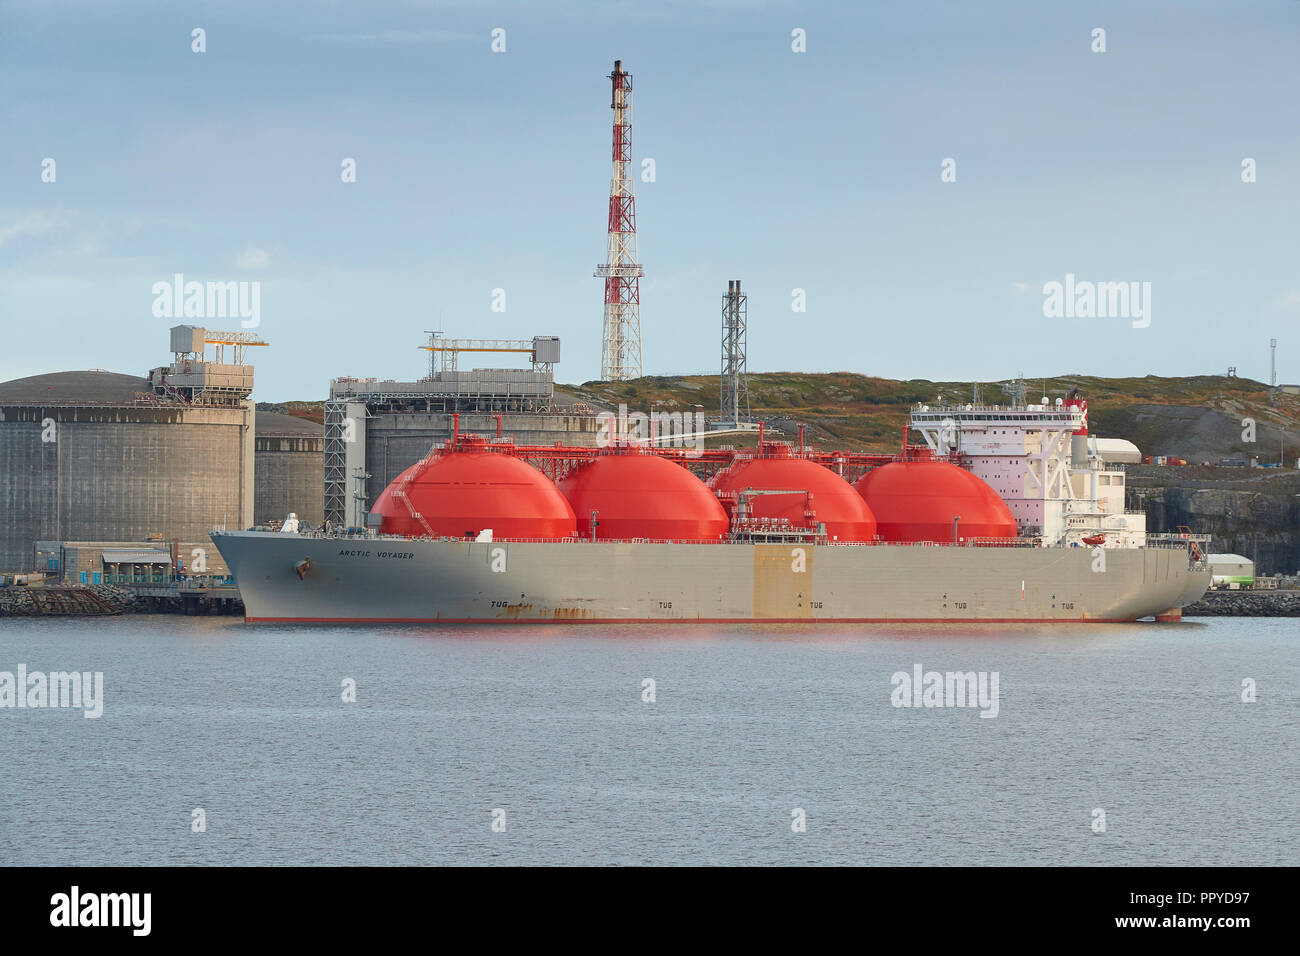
[211,531,1211,624]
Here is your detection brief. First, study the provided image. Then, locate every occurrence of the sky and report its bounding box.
[2,0,1298,401]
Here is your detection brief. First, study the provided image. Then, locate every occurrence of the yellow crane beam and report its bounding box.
[201,330,268,365]
[204,332,268,347]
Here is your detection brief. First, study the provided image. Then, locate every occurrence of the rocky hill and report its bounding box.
[270,371,1299,465]
[1126,465,1300,575]
[559,372,1300,461]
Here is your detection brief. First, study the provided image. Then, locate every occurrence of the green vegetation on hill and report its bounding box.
[559,372,1300,458]
[255,372,1300,462]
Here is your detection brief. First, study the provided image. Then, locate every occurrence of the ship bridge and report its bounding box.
[909,399,1145,548]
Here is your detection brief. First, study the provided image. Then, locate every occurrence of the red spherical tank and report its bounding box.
[558,453,729,540]
[708,449,877,542]
[370,446,577,539]
[853,461,1016,543]
[369,462,420,529]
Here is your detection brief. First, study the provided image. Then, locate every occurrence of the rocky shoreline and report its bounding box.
[0,585,242,617]
[0,585,143,616]
[1183,589,1300,617]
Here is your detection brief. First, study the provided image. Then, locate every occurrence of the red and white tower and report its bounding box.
[595,59,643,381]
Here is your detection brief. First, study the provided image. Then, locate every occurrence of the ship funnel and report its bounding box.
[1071,433,1089,467]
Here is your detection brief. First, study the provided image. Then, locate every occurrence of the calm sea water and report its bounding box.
[0,615,1295,866]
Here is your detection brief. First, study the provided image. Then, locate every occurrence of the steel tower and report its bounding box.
[595,59,643,381]
[721,280,750,426]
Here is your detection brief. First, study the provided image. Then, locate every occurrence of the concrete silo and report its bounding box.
[0,327,259,571]
[254,411,323,527]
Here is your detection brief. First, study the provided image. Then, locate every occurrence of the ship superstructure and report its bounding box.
[909,391,1146,549]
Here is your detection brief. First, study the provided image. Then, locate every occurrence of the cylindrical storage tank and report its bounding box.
[708,448,877,542]
[853,461,1016,543]
[369,445,576,539]
[558,452,729,540]
[0,370,255,572]
[255,411,324,527]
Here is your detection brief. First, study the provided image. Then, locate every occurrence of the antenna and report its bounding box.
[999,373,1027,409]
[1270,338,1278,404]
[424,329,443,378]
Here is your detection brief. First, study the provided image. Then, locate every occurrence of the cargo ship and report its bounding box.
[211,393,1211,623]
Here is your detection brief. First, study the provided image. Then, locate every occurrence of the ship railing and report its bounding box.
[1144,532,1213,568]
[285,530,1207,556]
[963,536,1040,547]
[1145,533,1212,558]
[829,536,1045,548]
[290,529,1057,548]
[391,536,735,545]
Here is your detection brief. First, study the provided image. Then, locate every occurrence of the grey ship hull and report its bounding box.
[211,531,1211,624]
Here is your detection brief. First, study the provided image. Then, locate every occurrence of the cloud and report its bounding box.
[236,246,271,270]
[0,210,62,246]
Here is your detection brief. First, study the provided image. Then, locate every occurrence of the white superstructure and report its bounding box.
[910,394,1146,548]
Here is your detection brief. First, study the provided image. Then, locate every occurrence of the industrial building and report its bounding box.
[33,539,232,584]
[324,333,601,528]
[0,326,586,567]
[0,325,319,572]
[0,361,254,572]
[1207,553,1255,588]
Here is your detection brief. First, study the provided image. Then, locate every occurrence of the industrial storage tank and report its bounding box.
[369,438,577,539]
[254,411,323,527]
[708,445,877,541]
[853,461,1016,543]
[0,369,254,572]
[1091,438,1142,465]
[558,452,729,540]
